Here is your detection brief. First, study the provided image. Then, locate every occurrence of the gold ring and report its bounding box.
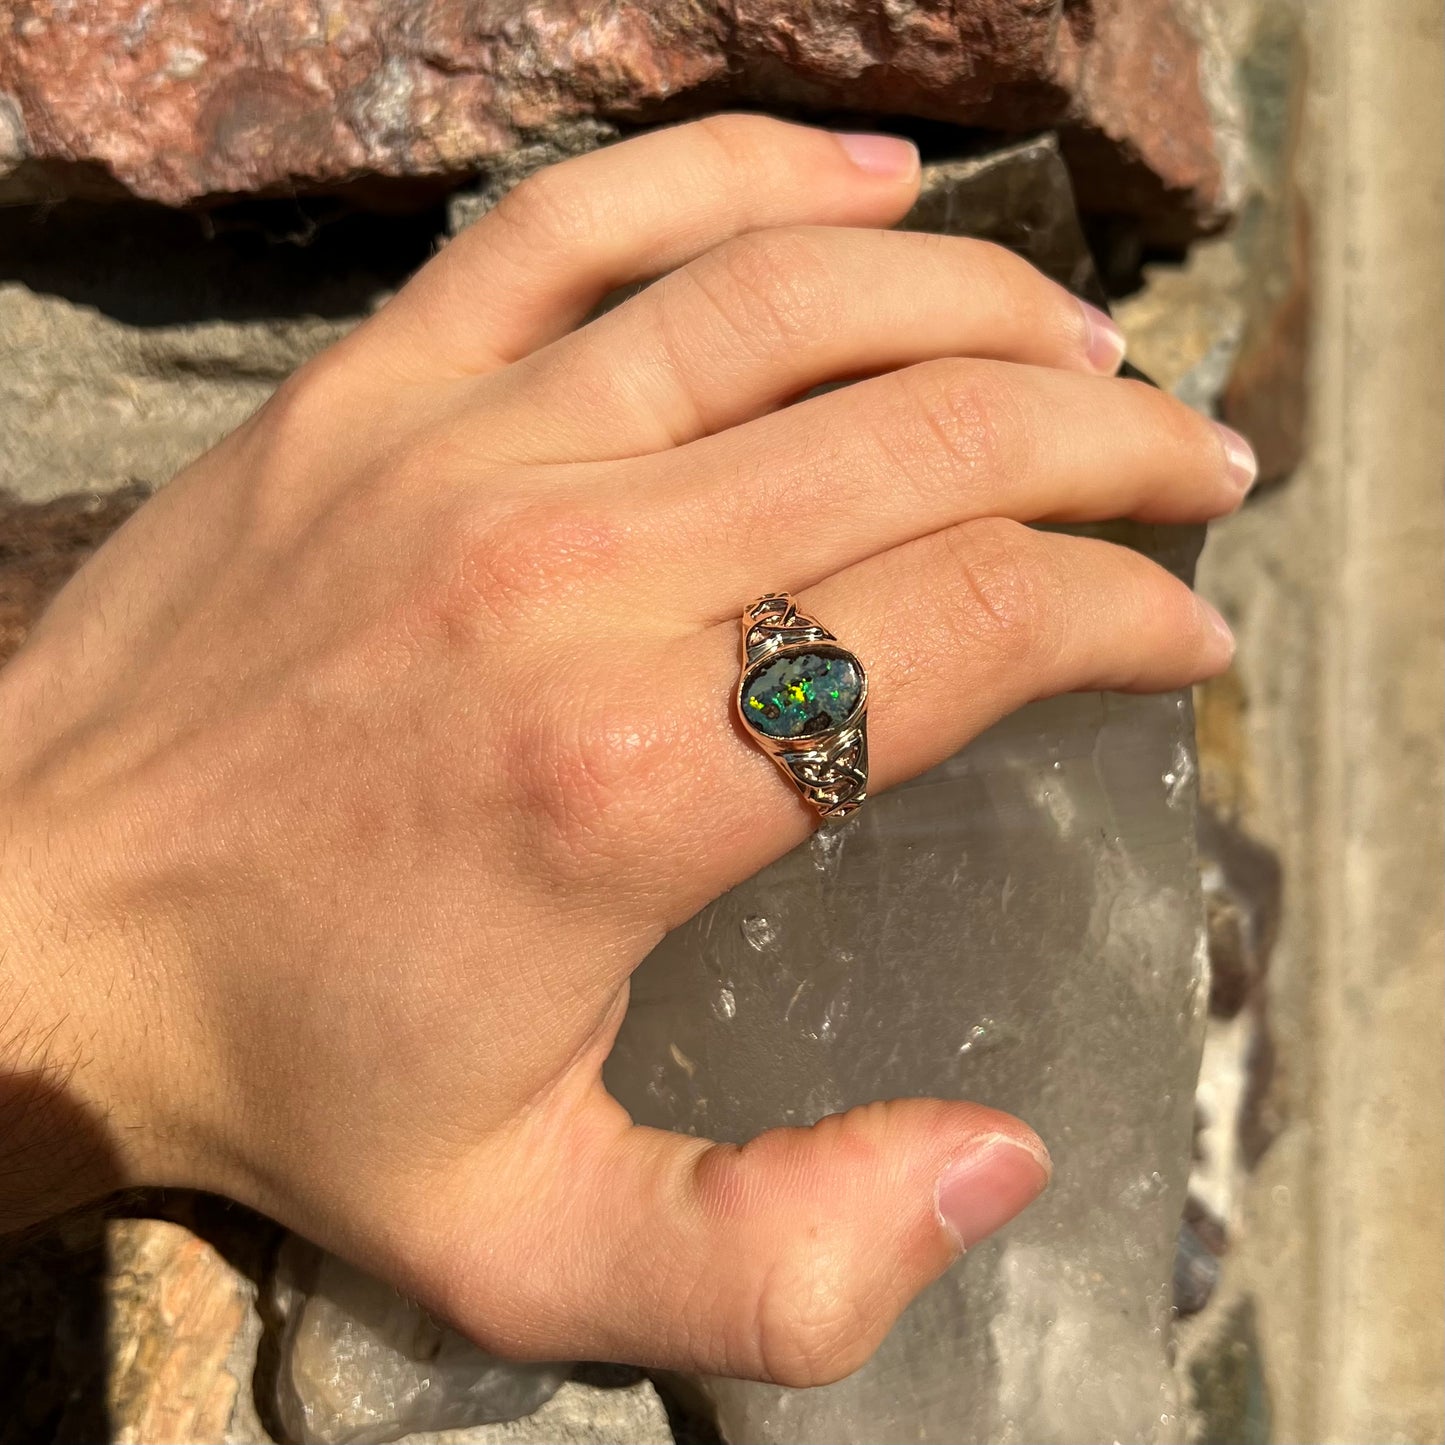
[736,593,869,821]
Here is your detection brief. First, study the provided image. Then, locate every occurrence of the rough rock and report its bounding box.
[267,1232,675,1445]
[1218,203,1308,487]
[904,139,1108,303]
[0,1211,110,1445]
[0,198,423,501]
[269,1240,570,1445]
[1197,806,1281,1024]
[1113,1,1309,483]
[1215,5,1310,486]
[1173,1206,1225,1318]
[1190,806,1283,1231]
[0,0,1226,239]
[1186,1298,1272,1445]
[1111,239,1249,414]
[1173,802,1284,1325]
[388,1379,675,1445]
[106,1216,272,1445]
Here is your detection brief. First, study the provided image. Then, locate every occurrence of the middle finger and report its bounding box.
[625,359,1255,622]
[477,227,1125,463]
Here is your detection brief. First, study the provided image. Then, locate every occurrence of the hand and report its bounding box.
[0,116,1248,1385]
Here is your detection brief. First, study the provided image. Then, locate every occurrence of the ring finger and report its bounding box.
[653,518,1233,918]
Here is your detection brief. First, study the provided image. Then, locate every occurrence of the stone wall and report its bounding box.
[1,0,1229,243]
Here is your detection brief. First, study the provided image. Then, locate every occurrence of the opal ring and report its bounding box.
[736,593,869,821]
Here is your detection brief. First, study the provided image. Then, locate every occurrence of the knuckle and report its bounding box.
[685,228,838,353]
[940,237,1091,355]
[888,360,1028,501]
[504,689,675,875]
[1130,378,1215,451]
[236,348,361,530]
[957,235,1032,291]
[1156,570,1212,647]
[491,163,588,251]
[697,1112,902,1388]
[936,518,1058,665]
[967,237,1058,309]
[425,496,629,635]
[252,347,352,457]
[968,239,1082,348]
[690,111,783,173]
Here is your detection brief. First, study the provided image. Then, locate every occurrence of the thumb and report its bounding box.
[441,1093,1049,1386]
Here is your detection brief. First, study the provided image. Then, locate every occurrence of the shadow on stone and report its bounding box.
[0,1072,132,1445]
[1189,1296,1273,1445]
[0,197,446,328]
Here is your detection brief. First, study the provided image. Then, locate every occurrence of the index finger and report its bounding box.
[363,114,922,376]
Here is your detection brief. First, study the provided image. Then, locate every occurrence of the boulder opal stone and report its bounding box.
[740,647,862,741]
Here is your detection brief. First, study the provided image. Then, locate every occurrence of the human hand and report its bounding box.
[0,116,1250,1385]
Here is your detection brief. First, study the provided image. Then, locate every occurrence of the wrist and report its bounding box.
[0,786,194,1228]
[0,843,121,1228]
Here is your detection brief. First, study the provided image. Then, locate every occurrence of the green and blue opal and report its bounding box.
[740,647,863,740]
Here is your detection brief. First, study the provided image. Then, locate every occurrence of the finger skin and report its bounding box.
[633,361,1250,621]
[481,227,1118,461]
[420,1091,1049,1386]
[801,519,1234,739]
[362,115,921,377]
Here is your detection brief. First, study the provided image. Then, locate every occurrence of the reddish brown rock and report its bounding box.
[0,0,1225,237]
[0,486,147,664]
[1220,202,1311,487]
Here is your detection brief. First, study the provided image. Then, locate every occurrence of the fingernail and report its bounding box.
[936,1133,1051,1252]
[1197,596,1237,664]
[1213,421,1258,492]
[1079,299,1127,374]
[833,132,920,181]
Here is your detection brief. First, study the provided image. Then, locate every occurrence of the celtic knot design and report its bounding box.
[778,720,869,819]
[742,593,834,663]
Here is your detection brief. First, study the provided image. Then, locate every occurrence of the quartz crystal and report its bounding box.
[270,1242,569,1445]
[608,680,1207,1443]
